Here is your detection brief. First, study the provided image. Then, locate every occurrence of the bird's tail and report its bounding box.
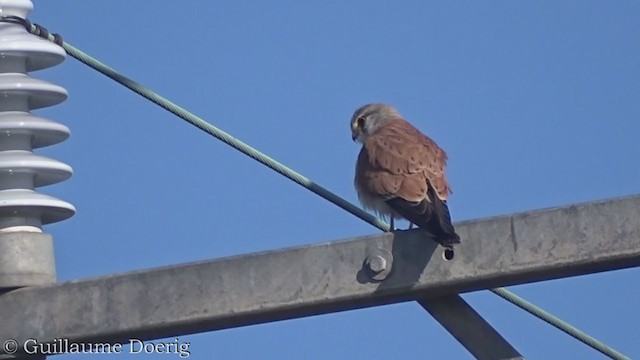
[385,187,461,247]
[430,193,460,246]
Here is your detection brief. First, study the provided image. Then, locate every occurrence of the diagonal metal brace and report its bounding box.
[421,295,524,360]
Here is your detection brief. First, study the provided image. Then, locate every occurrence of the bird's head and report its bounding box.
[350,103,401,143]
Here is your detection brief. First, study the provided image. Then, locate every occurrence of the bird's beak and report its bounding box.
[351,126,359,142]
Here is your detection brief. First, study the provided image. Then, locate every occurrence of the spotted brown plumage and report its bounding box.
[351,103,460,246]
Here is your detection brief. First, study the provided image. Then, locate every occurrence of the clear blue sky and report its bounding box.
[25,1,640,359]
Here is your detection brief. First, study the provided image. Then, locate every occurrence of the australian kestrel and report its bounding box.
[351,103,460,246]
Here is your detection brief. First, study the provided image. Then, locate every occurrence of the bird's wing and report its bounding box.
[357,118,460,245]
[362,118,450,202]
[355,148,403,200]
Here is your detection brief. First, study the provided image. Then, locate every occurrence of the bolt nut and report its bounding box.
[368,255,387,273]
[364,249,393,281]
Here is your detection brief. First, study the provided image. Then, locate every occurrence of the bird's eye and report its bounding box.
[357,116,365,128]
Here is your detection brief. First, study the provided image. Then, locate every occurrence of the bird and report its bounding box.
[351,103,460,247]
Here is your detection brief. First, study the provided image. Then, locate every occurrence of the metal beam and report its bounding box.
[1,195,639,357]
[420,295,524,360]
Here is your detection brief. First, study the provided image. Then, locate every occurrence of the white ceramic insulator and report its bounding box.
[0,0,75,232]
